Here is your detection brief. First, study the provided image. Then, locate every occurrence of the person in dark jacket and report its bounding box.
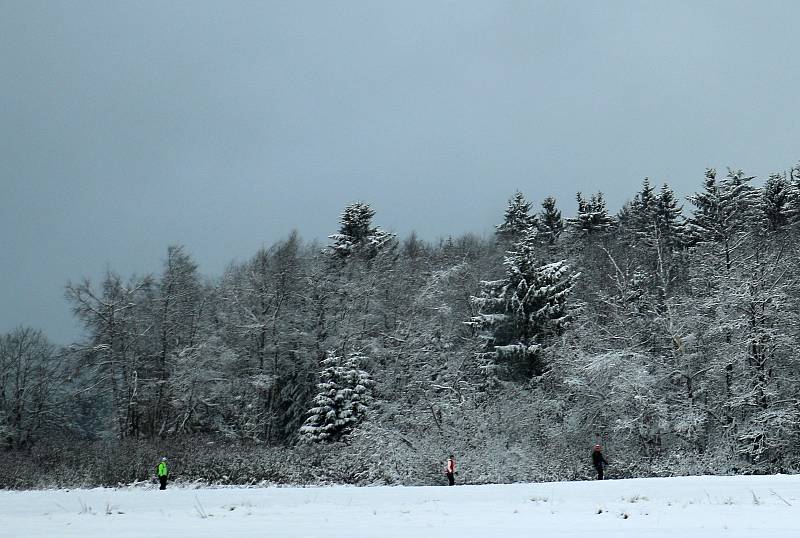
[592,445,608,480]
[445,455,456,486]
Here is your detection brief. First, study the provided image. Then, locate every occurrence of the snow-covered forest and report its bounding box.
[4,165,800,488]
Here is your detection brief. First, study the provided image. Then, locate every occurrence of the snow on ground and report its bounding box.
[1,475,798,537]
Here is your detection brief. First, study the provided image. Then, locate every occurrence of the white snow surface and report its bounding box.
[1,475,798,537]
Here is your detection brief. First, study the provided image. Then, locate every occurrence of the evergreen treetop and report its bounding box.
[569,191,615,236]
[537,196,564,246]
[496,191,537,244]
[328,202,395,260]
[762,173,793,232]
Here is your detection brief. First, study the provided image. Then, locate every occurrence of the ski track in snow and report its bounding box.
[1,475,798,537]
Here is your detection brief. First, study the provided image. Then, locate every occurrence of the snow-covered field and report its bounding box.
[1,475,798,537]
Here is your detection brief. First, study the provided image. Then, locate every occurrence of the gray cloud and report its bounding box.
[2,0,799,342]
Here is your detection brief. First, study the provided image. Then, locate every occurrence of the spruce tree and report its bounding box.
[762,173,792,232]
[299,351,373,442]
[791,163,800,225]
[629,177,657,233]
[328,202,395,260]
[687,168,722,244]
[654,183,689,250]
[726,169,759,224]
[537,196,564,245]
[470,231,579,378]
[618,178,664,249]
[496,191,537,244]
[569,192,615,236]
[688,168,758,271]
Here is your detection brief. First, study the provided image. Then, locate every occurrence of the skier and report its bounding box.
[445,454,456,486]
[591,444,608,480]
[157,456,169,490]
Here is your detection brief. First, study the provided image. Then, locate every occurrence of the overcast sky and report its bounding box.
[2,0,799,344]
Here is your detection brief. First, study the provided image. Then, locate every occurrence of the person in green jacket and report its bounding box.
[157,457,169,490]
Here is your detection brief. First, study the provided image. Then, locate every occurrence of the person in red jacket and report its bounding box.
[445,455,456,486]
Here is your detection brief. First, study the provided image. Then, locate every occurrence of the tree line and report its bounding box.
[3,164,800,485]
